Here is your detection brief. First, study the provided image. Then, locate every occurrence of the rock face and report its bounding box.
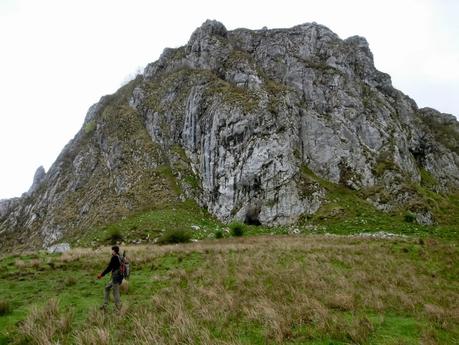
[1,20,458,248]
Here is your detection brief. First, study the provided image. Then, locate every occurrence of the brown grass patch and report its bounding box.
[17,298,73,345]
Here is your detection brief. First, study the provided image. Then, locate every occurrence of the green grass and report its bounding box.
[369,315,422,344]
[71,199,223,247]
[0,249,206,344]
[0,236,458,344]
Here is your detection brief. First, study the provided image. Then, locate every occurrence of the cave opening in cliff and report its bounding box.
[244,205,261,226]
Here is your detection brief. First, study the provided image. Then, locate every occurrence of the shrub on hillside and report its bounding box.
[215,229,224,239]
[0,300,11,316]
[157,229,191,245]
[404,211,416,223]
[105,228,124,244]
[229,222,244,237]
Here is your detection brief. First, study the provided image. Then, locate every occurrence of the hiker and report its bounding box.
[97,245,123,310]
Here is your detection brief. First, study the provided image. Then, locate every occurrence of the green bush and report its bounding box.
[229,222,244,237]
[404,211,416,223]
[105,228,124,244]
[157,229,191,245]
[0,299,11,316]
[215,230,224,239]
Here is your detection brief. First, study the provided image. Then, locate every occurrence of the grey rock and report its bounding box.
[47,242,71,253]
[356,231,408,240]
[415,211,434,225]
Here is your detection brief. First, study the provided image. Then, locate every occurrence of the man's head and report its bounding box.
[111,245,120,255]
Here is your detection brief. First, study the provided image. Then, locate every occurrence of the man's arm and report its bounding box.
[98,256,116,278]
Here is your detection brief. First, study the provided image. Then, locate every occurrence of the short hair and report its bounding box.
[111,245,120,254]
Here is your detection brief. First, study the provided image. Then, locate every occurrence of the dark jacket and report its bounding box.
[101,254,123,283]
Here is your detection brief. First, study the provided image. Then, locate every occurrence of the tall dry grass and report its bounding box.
[16,298,73,345]
[119,236,458,343]
[11,235,459,344]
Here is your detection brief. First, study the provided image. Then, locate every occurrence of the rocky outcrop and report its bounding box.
[47,242,71,253]
[1,20,458,248]
[0,198,19,219]
[26,166,46,196]
[133,20,458,225]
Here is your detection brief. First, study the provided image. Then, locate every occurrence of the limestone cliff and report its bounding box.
[1,20,458,248]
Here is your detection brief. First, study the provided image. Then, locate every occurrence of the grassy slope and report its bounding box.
[55,164,459,250]
[68,200,223,247]
[0,235,458,344]
[298,166,459,240]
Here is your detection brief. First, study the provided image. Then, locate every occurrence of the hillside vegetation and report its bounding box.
[1,235,458,344]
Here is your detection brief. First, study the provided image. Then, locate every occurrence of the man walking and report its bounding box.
[97,245,123,310]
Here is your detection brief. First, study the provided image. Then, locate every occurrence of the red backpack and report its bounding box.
[117,251,130,279]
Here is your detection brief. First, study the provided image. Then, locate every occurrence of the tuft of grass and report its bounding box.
[83,120,96,135]
[0,300,11,316]
[156,229,191,245]
[420,168,438,189]
[14,259,26,269]
[215,229,224,239]
[64,276,77,287]
[16,298,73,345]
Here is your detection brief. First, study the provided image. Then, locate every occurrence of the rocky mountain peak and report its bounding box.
[189,19,228,42]
[1,20,458,249]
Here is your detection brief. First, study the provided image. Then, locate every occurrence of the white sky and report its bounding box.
[0,0,458,199]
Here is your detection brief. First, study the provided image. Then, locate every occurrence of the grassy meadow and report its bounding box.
[1,177,458,344]
[1,234,458,344]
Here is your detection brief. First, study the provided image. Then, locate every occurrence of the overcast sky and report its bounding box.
[0,0,458,199]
